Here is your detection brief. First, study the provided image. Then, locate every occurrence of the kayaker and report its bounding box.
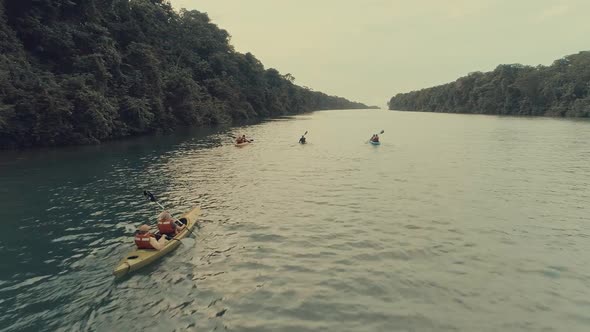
[299,135,306,144]
[157,211,185,237]
[236,135,248,144]
[371,134,379,142]
[135,224,168,250]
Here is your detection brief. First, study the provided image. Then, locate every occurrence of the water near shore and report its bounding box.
[1,110,590,331]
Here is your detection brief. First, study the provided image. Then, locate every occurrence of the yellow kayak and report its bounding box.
[113,207,201,278]
[234,141,251,147]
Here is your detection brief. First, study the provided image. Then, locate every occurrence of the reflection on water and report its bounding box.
[1,111,590,331]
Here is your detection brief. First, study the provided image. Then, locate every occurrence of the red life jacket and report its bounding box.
[135,232,155,249]
[158,220,175,235]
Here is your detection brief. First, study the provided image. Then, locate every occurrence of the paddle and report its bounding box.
[367,129,385,143]
[143,191,196,237]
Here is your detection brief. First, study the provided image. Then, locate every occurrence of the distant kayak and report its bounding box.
[299,141,306,145]
[235,141,251,147]
[370,140,380,145]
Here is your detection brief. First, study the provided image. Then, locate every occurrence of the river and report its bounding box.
[1,110,589,331]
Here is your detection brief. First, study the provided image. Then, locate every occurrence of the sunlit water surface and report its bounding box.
[1,110,590,331]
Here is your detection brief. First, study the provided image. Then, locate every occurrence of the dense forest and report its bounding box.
[388,51,590,117]
[0,0,368,148]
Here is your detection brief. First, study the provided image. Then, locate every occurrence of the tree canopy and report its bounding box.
[388,51,590,118]
[0,0,368,148]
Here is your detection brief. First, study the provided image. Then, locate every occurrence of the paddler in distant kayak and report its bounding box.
[299,135,306,144]
[135,224,168,250]
[157,211,185,237]
[236,135,249,144]
[370,134,380,143]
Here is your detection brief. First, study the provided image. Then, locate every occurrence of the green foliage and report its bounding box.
[388,52,590,118]
[0,0,367,148]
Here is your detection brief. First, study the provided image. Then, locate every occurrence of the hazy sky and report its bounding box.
[170,0,590,107]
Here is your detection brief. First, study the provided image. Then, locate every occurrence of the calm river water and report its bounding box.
[1,110,590,331]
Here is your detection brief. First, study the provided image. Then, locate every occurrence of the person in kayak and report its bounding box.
[371,134,380,142]
[157,211,185,237]
[236,135,249,144]
[299,135,306,144]
[135,224,168,250]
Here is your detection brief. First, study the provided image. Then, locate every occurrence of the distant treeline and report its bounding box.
[0,0,368,148]
[388,51,590,117]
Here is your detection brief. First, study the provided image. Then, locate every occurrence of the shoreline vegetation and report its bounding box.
[0,0,369,149]
[388,51,590,118]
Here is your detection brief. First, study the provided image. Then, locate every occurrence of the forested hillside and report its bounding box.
[388,51,590,117]
[0,0,368,148]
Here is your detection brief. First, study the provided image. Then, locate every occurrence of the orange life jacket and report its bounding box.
[135,232,155,249]
[158,219,175,235]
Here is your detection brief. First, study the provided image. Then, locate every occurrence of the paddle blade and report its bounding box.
[380,130,385,134]
[179,237,196,250]
[143,190,157,202]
